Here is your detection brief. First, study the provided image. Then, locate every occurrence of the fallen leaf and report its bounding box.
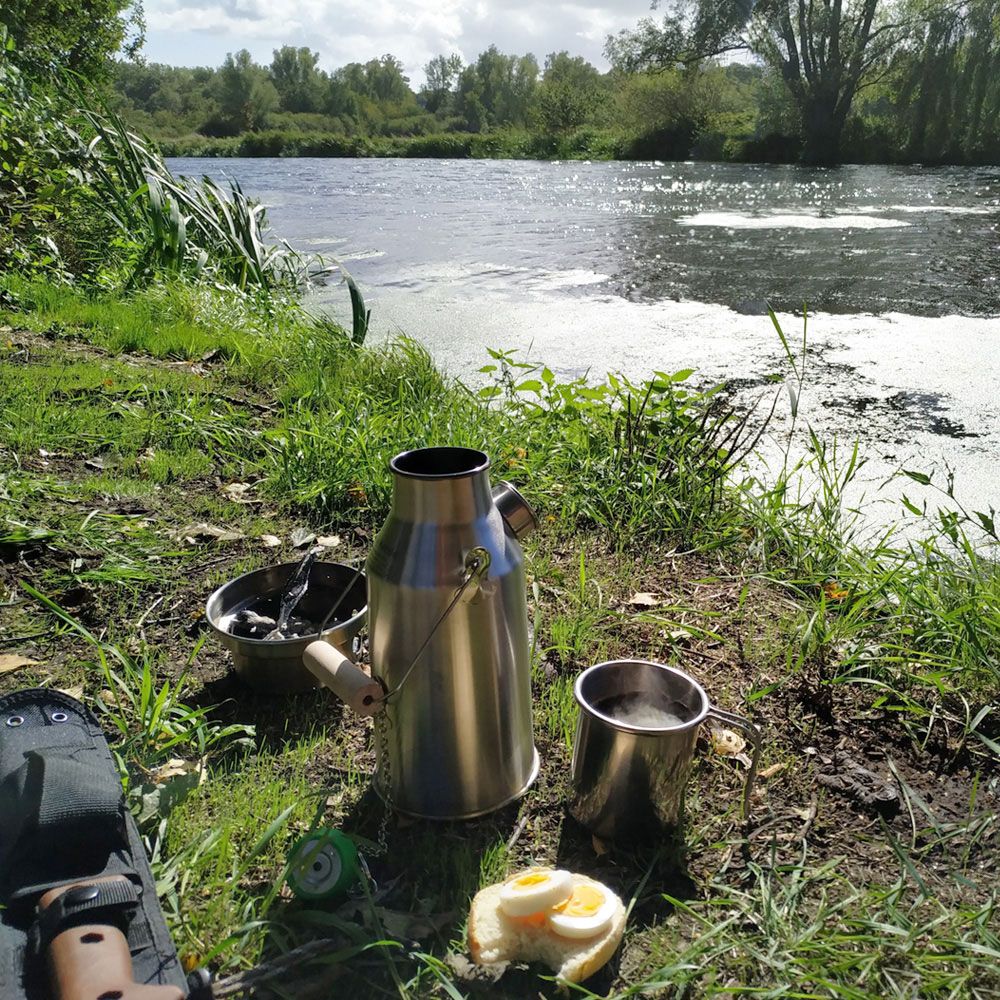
[149,758,202,785]
[709,728,747,756]
[628,592,660,608]
[137,766,203,824]
[260,534,282,548]
[221,482,255,504]
[346,904,454,940]
[59,686,84,700]
[591,834,609,856]
[0,654,39,674]
[174,522,244,545]
[815,753,899,815]
[759,762,789,780]
[290,527,316,548]
[84,457,106,471]
[317,534,341,548]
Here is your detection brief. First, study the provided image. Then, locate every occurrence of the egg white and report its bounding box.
[498,868,574,918]
[546,878,617,939]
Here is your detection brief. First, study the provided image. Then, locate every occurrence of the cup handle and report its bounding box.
[706,705,761,819]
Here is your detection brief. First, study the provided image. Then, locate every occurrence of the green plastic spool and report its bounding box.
[286,829,360,901]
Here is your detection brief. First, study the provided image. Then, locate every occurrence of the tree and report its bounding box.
[457,46,539,129]
[755,0,909,163]
[892,0,1000,162]
[421,53,463,113]
[364,55,411,103]
[214,50,278,134]
[323,74,360,120]
[534,51,603,132]
[607,0,911,164]
[0,0,144,81]
[270,46,324,113]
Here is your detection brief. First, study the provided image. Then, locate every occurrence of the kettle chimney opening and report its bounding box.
[391,447,489,479]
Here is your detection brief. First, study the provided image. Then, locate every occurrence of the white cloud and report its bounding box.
[142,0,656,83]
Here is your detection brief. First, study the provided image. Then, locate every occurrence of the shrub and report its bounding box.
[404,134,473,158]
[691,111,758,162]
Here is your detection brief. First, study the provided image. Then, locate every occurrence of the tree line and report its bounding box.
[3,0,999,164]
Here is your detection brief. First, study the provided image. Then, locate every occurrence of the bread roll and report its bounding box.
[468,872,626,984]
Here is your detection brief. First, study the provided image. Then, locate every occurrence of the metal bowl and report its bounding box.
[206,561,367,693]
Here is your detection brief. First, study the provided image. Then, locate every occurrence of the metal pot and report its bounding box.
[205,561,367,693]
[569,659,760,842]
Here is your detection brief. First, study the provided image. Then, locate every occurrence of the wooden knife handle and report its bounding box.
[40,878,184,1000]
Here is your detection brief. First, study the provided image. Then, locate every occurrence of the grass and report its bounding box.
[1,277,998,997]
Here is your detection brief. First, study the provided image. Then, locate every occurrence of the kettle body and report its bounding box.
[366,447,538,819]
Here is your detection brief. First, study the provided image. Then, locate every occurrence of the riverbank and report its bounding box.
[156,127,1000,166]
[167,155,1000,536]
[2,277,998,997]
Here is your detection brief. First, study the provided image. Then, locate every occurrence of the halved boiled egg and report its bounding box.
[547,877,617,939]
[498,868,574,918]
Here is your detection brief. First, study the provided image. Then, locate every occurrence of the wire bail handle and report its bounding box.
[377,546,490,705]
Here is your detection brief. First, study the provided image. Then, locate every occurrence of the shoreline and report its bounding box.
[157,131,1000,168]
[319,282,1000,534]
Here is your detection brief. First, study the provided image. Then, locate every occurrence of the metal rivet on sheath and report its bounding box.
[6,716,24,727]
[51,712,68,723]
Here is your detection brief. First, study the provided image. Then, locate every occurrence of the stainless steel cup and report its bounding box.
[570,659,760,842]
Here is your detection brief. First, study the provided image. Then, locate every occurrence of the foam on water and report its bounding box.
[678,212,910,230]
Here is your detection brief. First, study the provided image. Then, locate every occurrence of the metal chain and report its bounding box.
[370,706,392,859]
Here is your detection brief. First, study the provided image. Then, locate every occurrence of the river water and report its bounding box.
[170,158,1000,534]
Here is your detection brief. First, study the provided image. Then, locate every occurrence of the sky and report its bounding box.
[141,0,660,85]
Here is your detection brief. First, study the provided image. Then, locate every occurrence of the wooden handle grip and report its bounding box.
[302,641,383,716]
[49,922,184,1000]
[40,877,184,1000]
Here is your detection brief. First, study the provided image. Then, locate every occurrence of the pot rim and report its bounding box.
[574,658,710,734]
[205,561,367,648]
[389,446,490,480]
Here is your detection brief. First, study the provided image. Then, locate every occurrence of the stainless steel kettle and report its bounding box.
[366,447,538,819]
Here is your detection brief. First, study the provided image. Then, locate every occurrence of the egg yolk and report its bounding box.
[511,911,549,928]
[553,884,605,917]
[512,872,551,888]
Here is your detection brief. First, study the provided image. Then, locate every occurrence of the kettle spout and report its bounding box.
[492,481,538,541]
